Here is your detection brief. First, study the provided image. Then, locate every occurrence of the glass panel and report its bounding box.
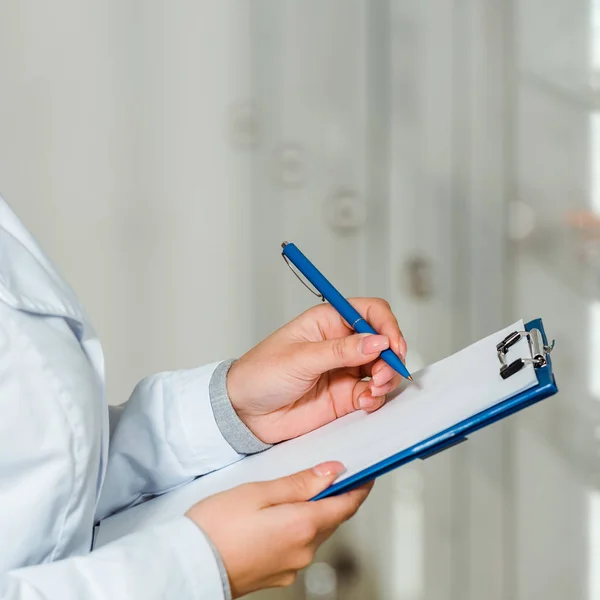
[513,1,600,598]
[588,489,600,599]
[514,0,600,478]
[248,0,600,598]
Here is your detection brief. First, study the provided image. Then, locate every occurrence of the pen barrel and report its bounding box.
[353,319,377,336]
[282,243,363,326]
[342,317,410,379]
[379,348,410,378]
[282,242,411,380]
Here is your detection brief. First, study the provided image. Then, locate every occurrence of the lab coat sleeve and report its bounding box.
[1,517,226,600]
[97,360,263,520]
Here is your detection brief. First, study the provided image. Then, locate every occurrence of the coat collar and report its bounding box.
[0,196,94,340]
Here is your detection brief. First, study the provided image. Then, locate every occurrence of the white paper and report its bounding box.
[94,320,537,548]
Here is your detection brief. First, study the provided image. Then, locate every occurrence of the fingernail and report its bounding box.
[369,384,389,397]
[372,369,389,386]
[359,394,377,409]
[313,461,346,477]
[360,335,389,355]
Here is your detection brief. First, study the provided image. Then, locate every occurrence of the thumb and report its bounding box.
[258,462,346,506]
[301,334,390,373]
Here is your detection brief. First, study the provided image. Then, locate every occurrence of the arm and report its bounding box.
[97,297,407,520]
[96,360,269,520]
[98,297,407,520]
[0,306,229,600]
[1,518,225,600]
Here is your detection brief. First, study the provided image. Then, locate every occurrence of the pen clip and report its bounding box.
[281,252,325,302]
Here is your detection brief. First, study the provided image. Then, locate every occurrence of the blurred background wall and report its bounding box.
[0,1,256,401]
[0,1,598,599]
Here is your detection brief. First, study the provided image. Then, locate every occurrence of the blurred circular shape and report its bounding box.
[565,209,600,239]
[325,188,366,233]
[273,143,308,187]
[304,562,338,597]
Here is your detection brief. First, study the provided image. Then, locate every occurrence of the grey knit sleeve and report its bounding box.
[209,360,272,455]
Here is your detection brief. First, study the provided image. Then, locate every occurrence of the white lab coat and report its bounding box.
[0,196,245,599]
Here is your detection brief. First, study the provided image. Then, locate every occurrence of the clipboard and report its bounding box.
[313,317,557,500]
[93,317,557,549]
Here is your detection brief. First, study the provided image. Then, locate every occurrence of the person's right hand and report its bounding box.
[185,462,373,598]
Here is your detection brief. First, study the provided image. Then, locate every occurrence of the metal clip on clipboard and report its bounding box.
[496,328,555,380]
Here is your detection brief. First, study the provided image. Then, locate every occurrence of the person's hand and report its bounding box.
[186,462,372,598]
[227,298,407,443]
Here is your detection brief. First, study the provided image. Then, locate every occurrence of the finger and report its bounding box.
[307,482,375,531]
[352,380,373,412]
[298,301,406,362]
[370,362,395,387]
[312,525,339,547]
[349,373,391,414]
[359,358,378,379]
[360,357,390,379]
[357,392,387,413]
[299,333,390,375]
[347,298,407,361]
[369,373,402,398]
[258,462,346,507]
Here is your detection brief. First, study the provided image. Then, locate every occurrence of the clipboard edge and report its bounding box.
[312,317,558,500]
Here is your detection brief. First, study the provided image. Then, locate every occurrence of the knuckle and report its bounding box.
[375,297,391,309]
[349,494,366,516]
[290,512,318,543]
[331,338,347,361]
[299,520,318,543]
[277,573,297,588]
[348,501,362,518]
[307,303,329,323]
[296,548,315,569]
[337,496,362,521]
[288,473,309,497]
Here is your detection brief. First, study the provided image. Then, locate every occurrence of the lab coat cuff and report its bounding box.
[173,363,244,472]
[172,517,231,600]
[198,524,233,600]
[209,359,272,455]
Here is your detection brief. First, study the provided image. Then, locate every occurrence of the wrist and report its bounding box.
[225,360,250,419]
[210,359,272,453]
[225,362,269,442]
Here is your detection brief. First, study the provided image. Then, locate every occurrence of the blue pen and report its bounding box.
[281,242,413,382]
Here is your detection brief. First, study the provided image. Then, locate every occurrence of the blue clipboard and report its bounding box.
[313,318,558,500]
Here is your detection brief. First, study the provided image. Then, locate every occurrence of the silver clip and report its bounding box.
[496,328,555,379]
[281,243,325,302]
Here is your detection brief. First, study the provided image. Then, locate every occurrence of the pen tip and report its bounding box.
[407,375,421,389]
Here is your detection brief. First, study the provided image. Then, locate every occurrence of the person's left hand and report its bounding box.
[227,298,407,444]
